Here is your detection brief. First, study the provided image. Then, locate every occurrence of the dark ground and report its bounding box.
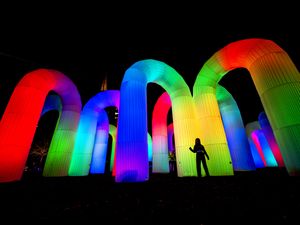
[0,168,299,224]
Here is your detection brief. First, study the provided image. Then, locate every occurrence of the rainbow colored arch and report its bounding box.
[0,38,299,183]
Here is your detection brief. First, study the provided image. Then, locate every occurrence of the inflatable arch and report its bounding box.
[0,69,81,182]
[193,38,300,176]
[153,84,256,175]
[116,59,201,182]
[69,90,119,176]
[216,85,256,171]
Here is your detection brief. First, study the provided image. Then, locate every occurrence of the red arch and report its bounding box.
[0,69,81,182]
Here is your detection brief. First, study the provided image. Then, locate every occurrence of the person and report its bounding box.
[189,138,210,177]
[168,151,176,174]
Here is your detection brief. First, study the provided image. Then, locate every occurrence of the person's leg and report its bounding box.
[196,154,201,177]
[202,159,210,176]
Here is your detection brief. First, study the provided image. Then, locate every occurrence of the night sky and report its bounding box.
[0,4,298,127]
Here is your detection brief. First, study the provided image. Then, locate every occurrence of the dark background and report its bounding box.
[0,3,298,127]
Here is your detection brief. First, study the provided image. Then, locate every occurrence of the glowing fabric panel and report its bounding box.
[90,110,109,174]
[194,38,300,176]
[152,92,171,173]
[68,90,119,176]
[193,85,233,175]
[0,69,81,182]
[148,133,153,163]
[116,59,200,182]
[258,112,285,167]
[251,130,278,167]
[216,85,256,171]
[248,136,265,168]
[109,126,153,174]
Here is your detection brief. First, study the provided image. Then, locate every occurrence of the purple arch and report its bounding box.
[68,90,119,176]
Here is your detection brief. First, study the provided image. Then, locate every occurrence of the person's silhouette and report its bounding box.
[189,138,210,177]
[168,151,176,174]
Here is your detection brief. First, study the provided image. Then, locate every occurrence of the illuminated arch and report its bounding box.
[0,69,81,182]
[152,92,172,173]
[258,111,285,167]
[69,90,119,176]
[116,59,200,182]
[216,85,256,171]
[193,38,300,176]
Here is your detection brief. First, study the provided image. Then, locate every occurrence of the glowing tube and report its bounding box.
[258,112,285,167]
[0,69,81,182]
[152,92,172,173]
[109,126,153,174]
[116,59,200,182]
[68,90,119,176]
[250,130,267,167]
[251,130,278,167]
[148,133,153,163]
[109,125,117,172]
[245,121,261,138]
[245,121,263,168]
[248,136,265,168]
[167,123,175,152]
[90,110,109,174]
[193,83,233,175]
[216,85,256,171]
[194,38,300,176]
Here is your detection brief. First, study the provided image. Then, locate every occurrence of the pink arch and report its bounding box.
[0,69,81,182]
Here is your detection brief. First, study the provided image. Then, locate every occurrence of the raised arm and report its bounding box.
[189,146,195,153]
